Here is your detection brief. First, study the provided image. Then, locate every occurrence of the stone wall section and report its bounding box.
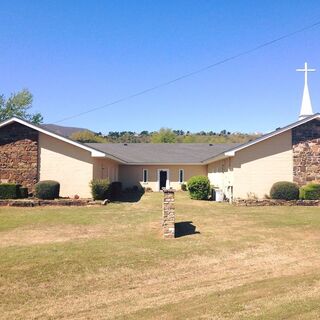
[0,123,39,189]
[162,189,175,238]
[292,119,320,186]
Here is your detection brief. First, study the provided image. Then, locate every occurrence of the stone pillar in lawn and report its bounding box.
[162,188,175,239]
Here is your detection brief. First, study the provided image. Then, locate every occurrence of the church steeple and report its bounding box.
[296,62,315,120]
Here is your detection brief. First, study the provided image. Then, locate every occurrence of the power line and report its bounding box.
[54,19,320,124]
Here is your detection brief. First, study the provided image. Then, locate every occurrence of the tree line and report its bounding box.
[70,127,261,144]
[0,89,261,144]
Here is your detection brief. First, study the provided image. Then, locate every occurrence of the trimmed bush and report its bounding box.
[300,183,320,200]
[35,180,60,200]
[270,181,299,200]
[181,183,187,191]
[90,179,110,200]
[0,183,20,199]
[19,187,28,199]
[111,181,122,200]
[187,175,211,200]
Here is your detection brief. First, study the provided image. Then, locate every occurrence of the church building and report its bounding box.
[0,63,319,200]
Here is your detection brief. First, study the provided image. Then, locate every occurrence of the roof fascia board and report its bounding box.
[91,153,127,163]
[124,162,204,166]
[202,153,230,164]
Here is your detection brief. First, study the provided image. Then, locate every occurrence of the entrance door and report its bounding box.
[159,170,168,190]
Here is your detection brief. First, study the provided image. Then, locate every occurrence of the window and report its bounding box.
[179,169,184,183]
[143,169,148,183]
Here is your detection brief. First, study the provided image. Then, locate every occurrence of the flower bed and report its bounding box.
[0,199,101,207]
[234,199,320,207]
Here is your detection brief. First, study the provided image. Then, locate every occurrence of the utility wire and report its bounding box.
[54,19,320,124]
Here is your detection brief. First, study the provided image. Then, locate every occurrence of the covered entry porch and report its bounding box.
[118,164,207,191]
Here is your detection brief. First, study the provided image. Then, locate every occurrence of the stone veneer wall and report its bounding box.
[162,189,175,239]
[0,123,39,189]
[292,119,320,186]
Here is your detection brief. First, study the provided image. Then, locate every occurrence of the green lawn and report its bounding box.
[0,192,320,319]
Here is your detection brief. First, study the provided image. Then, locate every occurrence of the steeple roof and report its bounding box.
[296,62,315,120]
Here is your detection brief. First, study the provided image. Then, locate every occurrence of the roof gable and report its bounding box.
[0,117,112,159]
[203,113,320,163]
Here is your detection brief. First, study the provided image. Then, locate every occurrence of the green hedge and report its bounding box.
[111,181,122,200]
[187,176,210,200]
[0,183,20,199]
[90,179,111,200]
[300,183,320,200]
[35,180,60,200]
[19,187,28,199]
[270,181,299,200]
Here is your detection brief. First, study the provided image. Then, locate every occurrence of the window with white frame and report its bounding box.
[179,169,184,183]
[143,169,148,183]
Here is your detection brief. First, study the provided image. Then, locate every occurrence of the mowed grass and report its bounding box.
[0,193,320,319]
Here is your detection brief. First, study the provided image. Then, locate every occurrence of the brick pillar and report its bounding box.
[162,189,175,239]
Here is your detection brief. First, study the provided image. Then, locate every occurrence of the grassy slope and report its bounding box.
[0,193,319,319]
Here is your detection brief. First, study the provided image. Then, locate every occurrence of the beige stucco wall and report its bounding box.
[232,130,293,199]
[93,158,120,182]
[39,133,94,198]
[208,158,234,199]
[119,165,207,191]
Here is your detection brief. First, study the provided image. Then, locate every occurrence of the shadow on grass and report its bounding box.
[175,221,200,238]
[113,192,145,203]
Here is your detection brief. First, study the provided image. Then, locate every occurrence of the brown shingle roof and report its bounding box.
[86,143,240,164]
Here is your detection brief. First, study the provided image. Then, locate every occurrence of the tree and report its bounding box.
[220,129,227,135]
[70,130,108,143]
[151,128,177,143]
[0,89,43,124]
[173,129,184,136]
[182,135,196,143]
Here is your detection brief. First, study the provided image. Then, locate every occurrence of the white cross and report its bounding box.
[296,62,316,84]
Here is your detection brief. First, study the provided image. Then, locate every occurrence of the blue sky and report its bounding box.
[1,0,320,134]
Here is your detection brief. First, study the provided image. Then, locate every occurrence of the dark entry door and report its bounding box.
[159,170,167,190]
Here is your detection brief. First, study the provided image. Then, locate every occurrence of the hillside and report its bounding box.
[44,124,262,144]
[42,124,92,137]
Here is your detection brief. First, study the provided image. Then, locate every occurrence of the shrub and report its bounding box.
[35,180,60,200]
[0,183,20,199]
[181,183,187,191]
[300,183,320,200]
[90,179,110,200]
[299,186,305,200]
[111,181,122,200]
[19,187,28,199]
[270,181,299,200]
[187,175,211,200]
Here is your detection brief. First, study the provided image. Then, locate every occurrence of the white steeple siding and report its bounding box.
[296,62,315,120]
